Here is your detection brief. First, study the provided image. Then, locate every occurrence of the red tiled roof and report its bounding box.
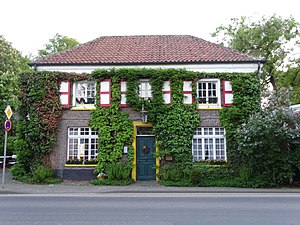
[31,35,261,65]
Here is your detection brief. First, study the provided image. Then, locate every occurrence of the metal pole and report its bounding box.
[2,130,7,185]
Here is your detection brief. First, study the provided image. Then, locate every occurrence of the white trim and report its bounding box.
[72,80,96,109]
[67,127,98,161]
[139,79,152,99]
[35,63,259,73]
[197,78,221,108]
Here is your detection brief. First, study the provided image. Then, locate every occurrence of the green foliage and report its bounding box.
[105,162,132,180]
[212,14,300,89]
[158,163,192,183]
[91,69,260,183]
[91,178,132,186]
[14,71,87,180]
[14,68,262,186]
[277,67,300,104]
[239,164,252,182]
[0,35,28,155]
[31,165,56,184]
[219,74,260,166]
[236,89,300,185]
[90,73,134,173]
[38,33,79,57]
[191,165,235,185]
[91,68,201,168]
[154,104,200,164]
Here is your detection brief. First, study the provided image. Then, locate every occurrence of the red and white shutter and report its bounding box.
[183,81,193,104]
[163,80,171,104]
[100,79,111,107]
[222,80,233,106]
[60,80,71,108]
[120,80,127,107]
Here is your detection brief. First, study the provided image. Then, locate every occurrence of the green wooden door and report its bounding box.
[136,136,156,180]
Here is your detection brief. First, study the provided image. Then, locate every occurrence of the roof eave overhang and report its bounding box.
[29,59,265,67]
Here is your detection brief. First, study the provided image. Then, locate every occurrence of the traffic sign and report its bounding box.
[4,105,13,120]
[5,120,11,131]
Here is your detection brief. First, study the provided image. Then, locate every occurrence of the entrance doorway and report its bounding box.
[136,136,156,180]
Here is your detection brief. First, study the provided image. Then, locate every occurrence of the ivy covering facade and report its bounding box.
[14,69,260,181]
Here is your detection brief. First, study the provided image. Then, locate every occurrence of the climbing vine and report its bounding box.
[219,74,260,166]
[14,69,260,183]
[89,73,134,173]
[13,71,87,179]
[89,69,260,177]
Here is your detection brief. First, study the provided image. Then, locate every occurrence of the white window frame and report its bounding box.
[73,80,96,109]
[192,127,227,162]
[197,79,221,108]
[67,127,98,161]
[138,79,152,99]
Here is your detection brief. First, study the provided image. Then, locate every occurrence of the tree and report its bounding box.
[0,35,29,155]
[211,15,300,90]
[277,66,300,104]
[38,33,79,57]
[236,89,300,186]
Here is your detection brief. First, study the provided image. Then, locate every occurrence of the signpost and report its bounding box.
[2,105,13,185]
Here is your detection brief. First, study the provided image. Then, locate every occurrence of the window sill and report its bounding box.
[197,105,222,110]
[71,107,96,111]
[193,161,227,166]
[64,164,97,167]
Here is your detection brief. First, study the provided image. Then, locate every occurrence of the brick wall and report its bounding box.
[50,110,91,171]
[50,108,221,179]
[198,110,221,127]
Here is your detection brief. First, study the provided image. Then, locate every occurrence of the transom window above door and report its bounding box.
[73,81,96,108]
[138,79,152,99]
[197,79,221,108]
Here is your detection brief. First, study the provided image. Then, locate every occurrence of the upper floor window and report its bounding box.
[73,81,96,108]
[197,79,221,108]
[139,79,152,99]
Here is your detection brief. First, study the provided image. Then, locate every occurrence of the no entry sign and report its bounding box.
[5,120,11,131]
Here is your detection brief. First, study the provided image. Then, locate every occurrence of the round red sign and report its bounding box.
[5,120,11,131]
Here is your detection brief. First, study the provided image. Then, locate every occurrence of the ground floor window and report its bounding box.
[192,127,226,162]
[67,127,98,161]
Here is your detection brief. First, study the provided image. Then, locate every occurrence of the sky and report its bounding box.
[1,0,300,57]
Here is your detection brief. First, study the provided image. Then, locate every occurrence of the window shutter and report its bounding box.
[222,80,233,106]
[183,81,193,104]
[120,80,127,107]
[162,80,171,104]
[60,80,71,108]
[100,79,111,107]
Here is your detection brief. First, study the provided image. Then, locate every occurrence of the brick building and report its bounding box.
[30,35,263,180]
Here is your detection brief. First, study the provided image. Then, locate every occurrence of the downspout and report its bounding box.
[256,61,261,77]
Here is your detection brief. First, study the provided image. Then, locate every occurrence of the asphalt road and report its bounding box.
[0,193,299,225]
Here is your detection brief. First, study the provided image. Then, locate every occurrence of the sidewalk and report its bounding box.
[1,169,300,194]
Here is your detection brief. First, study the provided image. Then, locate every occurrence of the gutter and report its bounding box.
[28,60,266,68]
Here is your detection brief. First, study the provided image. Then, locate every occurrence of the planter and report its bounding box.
[193,161,227,166]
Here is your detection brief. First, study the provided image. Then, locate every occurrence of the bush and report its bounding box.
[105,162,131,180]
[236,103,300,185]
[31,165,61,184]
[10,164,29,181]
[158,163,191,182]
[91,178,132,186]
[191,165,235,185]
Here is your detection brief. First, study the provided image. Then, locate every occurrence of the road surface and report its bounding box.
[0,193,299,225]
